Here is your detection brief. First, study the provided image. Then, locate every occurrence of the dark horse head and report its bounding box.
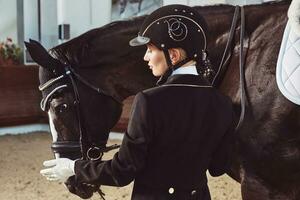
[25,17,156,161]
[26,0,300,199]
[25,17,156,198]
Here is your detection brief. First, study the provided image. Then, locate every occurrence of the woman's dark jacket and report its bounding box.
[74,74,235,200]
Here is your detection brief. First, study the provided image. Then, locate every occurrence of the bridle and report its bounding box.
[39,65,122,160]
[212,6,248,131]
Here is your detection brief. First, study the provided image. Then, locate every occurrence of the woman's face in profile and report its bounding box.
[143,44,168,77]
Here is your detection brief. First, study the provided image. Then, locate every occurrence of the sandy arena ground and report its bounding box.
[0,132,241,200]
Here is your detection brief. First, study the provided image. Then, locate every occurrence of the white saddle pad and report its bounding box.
[276,21,300,105]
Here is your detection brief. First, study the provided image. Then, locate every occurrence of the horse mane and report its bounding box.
[49,4,236,70]
[49,16,146,68]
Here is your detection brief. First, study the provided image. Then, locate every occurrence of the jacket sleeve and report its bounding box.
[74,92,152,186]
[208,111,235,177]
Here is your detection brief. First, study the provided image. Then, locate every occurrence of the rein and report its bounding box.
[212,6,248,131]
[237,6,246,131]
[39,66,121,160]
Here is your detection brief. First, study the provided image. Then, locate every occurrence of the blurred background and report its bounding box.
[0,0,272,199]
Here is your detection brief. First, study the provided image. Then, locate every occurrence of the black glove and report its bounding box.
[65,176,99,199]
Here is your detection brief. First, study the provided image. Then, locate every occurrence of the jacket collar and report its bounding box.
[164,74,211,87]
[171,65,198,76]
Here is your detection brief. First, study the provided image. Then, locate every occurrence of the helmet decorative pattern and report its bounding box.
[130,5,208,63]
[164,18,188,42]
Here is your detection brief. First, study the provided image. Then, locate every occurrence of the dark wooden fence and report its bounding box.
[0,65,47,126]
[112,96,134,132]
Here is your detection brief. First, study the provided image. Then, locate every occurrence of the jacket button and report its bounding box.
[191,190,197,195]
[168,187,174,194]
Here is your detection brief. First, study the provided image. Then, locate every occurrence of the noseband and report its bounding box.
[39,65,122,160]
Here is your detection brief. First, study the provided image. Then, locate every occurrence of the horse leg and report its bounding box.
[227,143,242,182]
[241,169,297,200]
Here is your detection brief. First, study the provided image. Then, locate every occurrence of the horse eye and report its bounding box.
[55,103,68,114]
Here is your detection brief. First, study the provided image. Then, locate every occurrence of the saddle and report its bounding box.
[276,0,300,105]
[276,21,300,105]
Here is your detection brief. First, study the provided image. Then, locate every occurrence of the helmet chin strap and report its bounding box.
[156,49,191,85]
[162,49,191,72]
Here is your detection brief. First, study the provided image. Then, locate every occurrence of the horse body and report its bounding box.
[25,1,300,199]
[206,2,300,199]
[218,3,300,199]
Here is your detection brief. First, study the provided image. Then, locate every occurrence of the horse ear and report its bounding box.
[24,39,59,69]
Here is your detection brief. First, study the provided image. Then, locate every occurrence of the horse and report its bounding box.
[25,0,300,199]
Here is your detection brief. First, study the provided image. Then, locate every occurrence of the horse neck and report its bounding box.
[78,61,156,102]
[51,19,155,101]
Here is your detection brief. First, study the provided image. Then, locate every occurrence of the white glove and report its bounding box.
[40,158,75,182]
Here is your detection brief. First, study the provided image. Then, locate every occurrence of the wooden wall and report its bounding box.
[0,65,47,126]
[112,96,134,132]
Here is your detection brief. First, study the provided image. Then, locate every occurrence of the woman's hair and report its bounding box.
[178,48,215,81]
[178,48,188,62]
[196,51,215,81]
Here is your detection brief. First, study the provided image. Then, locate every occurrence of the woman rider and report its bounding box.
[41,4,235,200]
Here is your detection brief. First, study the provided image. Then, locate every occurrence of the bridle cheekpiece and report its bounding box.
[39,65,121,161]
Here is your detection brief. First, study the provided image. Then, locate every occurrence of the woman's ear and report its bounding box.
[168,48,181,65]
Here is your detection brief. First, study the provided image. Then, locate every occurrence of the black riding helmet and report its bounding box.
[129,4,208,71]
